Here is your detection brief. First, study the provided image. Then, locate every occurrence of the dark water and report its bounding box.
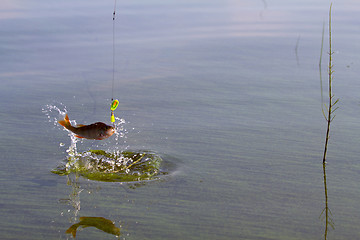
[1,0,360,239]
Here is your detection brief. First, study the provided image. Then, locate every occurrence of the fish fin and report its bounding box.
[75,135,85,139]
[66,224,78,238]
[58,120,66,127]
[58,114,71,128]
[76,124,86,127]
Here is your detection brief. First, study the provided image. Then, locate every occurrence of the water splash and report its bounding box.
[113,116,127,143]
[42,103,127,148]
[42,103,67,126]
[44,103,165,182]
[52,150,164,182]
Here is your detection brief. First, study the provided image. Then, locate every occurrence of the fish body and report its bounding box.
[66,216,121,238]
[58,114,115,140]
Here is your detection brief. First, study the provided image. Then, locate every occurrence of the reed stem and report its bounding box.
[322,3,338,164]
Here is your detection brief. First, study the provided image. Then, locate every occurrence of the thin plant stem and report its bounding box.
[322,3,338,164]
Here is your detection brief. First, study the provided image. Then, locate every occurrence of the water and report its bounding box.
[1,0,360,239]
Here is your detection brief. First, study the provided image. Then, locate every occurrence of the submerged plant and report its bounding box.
[321,3,339,164]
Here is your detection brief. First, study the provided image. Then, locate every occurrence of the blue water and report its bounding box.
[1,0,360,239]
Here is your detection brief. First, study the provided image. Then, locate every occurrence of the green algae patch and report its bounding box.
[52,150,164,182]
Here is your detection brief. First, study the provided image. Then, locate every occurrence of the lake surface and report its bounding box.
[1,0,360,239]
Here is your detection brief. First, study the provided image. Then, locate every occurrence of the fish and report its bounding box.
[66,216,121,238]
[58,114,115,140]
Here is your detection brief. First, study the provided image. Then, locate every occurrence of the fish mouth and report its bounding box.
[107,127,115,136]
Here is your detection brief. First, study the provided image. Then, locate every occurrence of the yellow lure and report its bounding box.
[110,99,119,123]
[111,99,119,111]
[111,112,115,123]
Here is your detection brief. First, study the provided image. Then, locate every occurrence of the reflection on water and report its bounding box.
[320,163,334,240]
[66,216,121,238]
[62,174,121,238]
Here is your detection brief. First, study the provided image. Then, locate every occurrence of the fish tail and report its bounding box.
[58,114,72,129]
[66,224,79,238]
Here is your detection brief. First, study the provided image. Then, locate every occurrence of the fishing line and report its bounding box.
[110,0,119,124]
[111,0,117,102]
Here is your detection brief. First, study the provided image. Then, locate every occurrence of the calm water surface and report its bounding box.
[1,0,360,239]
